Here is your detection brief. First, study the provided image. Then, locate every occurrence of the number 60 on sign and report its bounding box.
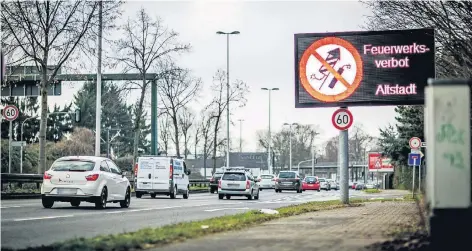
[332,108,353,131]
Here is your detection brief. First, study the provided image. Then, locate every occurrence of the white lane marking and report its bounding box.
[193,202,242,207]
[1,206,22,209]
[105,205,182,214]
[204,207,250,212]
[13,215,75,222]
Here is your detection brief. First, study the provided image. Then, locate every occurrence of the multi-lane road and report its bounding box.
[1,189,407,249]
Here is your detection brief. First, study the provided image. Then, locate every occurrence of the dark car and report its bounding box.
[275,171,303,193]
[209,172,224,193]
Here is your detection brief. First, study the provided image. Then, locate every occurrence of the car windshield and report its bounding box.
[305,177,316,182]
[261,175,273,179]
[222,172,246,181]
[279,172,296,178]
[50,160,95,172]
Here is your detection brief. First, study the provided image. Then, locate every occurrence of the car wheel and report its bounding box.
[225,195,231,199]
[120,188,131,208]
[170,186,176,199]
[254,190,259,200]
[259,188,262,191]
[70,200,80,207]
[183,186,189,199]
[95,187,107,209]
[218,194,224,200]
[136,191,142,198]
[42,197,54,208]
[317,189,321,192]
[297,189,302,193]
[210,188,215,194]
[302,189,306,192]
[247,191,253,200]
[151,193,157,198]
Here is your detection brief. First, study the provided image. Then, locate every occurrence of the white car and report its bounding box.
[41,156,131,209]
[257,174,276,190]
[135,156,190,199]
[218,168,260,200]
[318,178,330,190]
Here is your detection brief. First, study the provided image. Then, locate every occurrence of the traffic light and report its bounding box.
[75,108,81,122]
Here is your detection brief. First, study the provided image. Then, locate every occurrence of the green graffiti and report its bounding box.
[436,123,465,145]
[442,151,465,169]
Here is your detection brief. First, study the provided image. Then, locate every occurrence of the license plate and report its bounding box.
[282,182,292,185]
[228,184,239,187]
[309,184,314,186]
[57,188,76,195]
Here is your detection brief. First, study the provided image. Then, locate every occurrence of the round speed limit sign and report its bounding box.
[2,105,19,121]
[332,108,353,131]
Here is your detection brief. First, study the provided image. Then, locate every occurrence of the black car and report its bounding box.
[275,171,303,193]
[209,172,224,193]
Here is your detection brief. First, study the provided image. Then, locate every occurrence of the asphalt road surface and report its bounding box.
[1,189,407,249]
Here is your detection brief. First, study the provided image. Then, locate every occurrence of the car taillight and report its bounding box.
[246,180,250,189]
[85,174,99,181]
[169,162,173,179]
[43,172,52,180]
[134,163,138,176]
[218,180,221,188]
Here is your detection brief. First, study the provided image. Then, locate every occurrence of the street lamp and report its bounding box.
[216,30,240,168]
[261,87,279,174]
[283,122,298,170]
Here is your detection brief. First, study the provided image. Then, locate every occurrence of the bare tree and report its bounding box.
[1,1,109,173]
[206,69,249,174]
[193,117,202,158]
[159,66,201,157]
[348,124,373,162]
[158,113,172,155]
[178,107,195,159]
[199,111,215,176]
[113,8,190,164]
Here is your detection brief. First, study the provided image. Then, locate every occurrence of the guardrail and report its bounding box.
[1,173,210,190]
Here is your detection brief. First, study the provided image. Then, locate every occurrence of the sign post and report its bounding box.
[332,108,352,204]
[3,105,19,173]
[408,153,421,196]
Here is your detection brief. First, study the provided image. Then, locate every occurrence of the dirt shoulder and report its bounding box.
[153,201,422,251]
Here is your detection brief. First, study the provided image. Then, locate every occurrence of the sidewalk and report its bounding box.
[154,201,422,251]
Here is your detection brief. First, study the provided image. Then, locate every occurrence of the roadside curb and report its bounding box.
[1,189,209,200]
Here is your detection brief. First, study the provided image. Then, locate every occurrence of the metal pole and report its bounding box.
[412,158,416,197]
[238,119,243,153]
[311,144,315,176]
[289,125,292,171]
[20,121,24,174]
[8,120,12,173]
[94,1,103,156]
[106,128,110,158]
[419,161,421,193]
[151,79,158,155]
[339,107,349,204]
[268,90,272,174]
[226,34,230,168]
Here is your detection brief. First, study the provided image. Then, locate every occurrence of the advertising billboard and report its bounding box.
[294,28,435,108]
[368,152,394,173]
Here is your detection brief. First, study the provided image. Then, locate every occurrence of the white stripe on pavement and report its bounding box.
[13,215,75,222]
[204,207,249,212]
[105,206,182,214]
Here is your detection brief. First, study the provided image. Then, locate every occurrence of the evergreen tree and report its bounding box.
[73,81,136,156]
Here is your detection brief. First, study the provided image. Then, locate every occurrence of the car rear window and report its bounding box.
[319,178,326,182]
[261,175,273,179]
[279,172,296,178]
[305,177,316,182]
[214,173,223,178]
[50,160,95,172]
[222,172,246,181]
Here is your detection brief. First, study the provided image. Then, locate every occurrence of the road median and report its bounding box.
[7,196,414,251]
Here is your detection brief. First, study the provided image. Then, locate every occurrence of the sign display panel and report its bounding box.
[294,28,435,108]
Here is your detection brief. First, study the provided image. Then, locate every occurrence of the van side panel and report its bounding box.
[152,158,171,191]
[136,158,154,190]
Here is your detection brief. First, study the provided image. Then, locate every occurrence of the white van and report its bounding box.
[134,156,191,199]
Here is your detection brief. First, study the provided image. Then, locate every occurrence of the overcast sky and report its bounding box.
[48,0,397,153]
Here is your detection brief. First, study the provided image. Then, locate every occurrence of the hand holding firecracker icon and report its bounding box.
[309,47,351,90]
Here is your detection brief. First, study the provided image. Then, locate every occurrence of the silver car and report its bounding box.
[218,169,260,200]
[258,174,276,190]
[327,179,339,190]
[318,178,330,190]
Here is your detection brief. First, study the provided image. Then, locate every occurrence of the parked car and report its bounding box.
[327,179,339,190]
[209,172,224,193]
[258,174,276,190]
[318,178,330,191]
[135,156,190,199]
[365,182,379,189]
[355,182,366,190]
[218,167,260,200]
[302,176,320,192]
[275,171,303,193]
[41,156,131,209]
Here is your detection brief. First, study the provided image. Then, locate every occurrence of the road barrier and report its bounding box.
[1,173,210,196]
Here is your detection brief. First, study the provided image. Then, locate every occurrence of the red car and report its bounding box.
[302,176,321,192]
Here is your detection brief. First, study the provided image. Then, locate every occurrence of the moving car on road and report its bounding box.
[41,156,131,209]
[327,179,339,190]
[355,182,366,190]
[318,178,330,191]
[275,171,303,193]
[302,176,320,192]
[209,172,224,193]
[218,167,260,200]
[258,174,276,190]
[135,156,191,199]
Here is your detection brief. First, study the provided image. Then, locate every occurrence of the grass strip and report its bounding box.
[363,188,382,193]
[16,195,415,251]
[189,186,208,191]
